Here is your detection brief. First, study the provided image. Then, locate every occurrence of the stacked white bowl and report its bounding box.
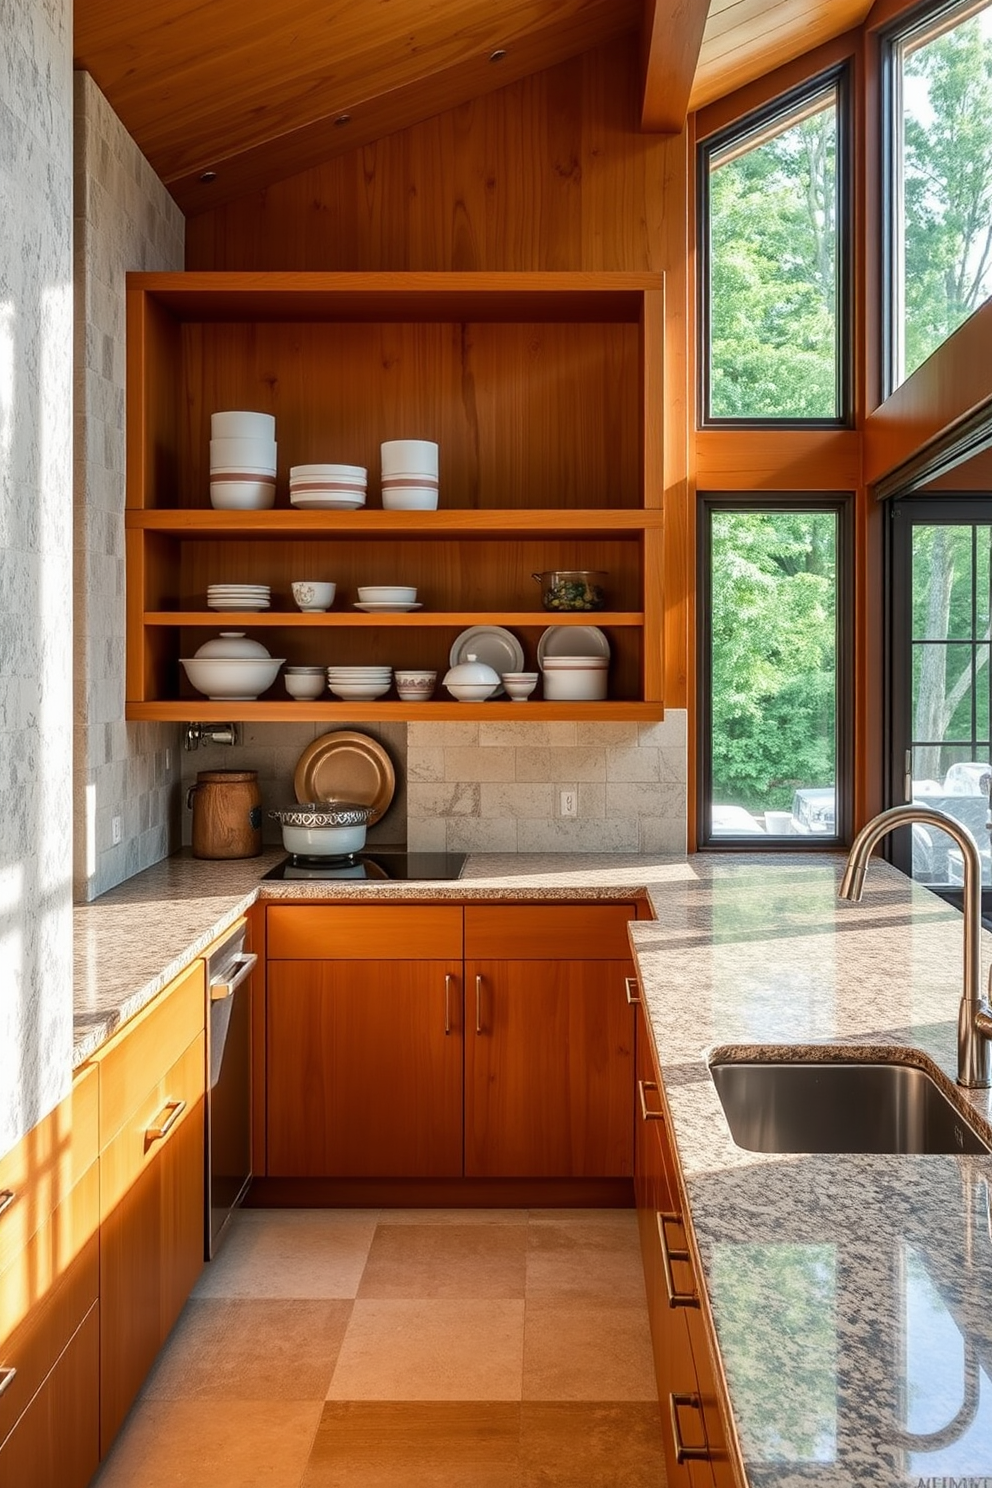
[326,666,392,701]
[380,440,438,510]
[207,583,271,611]
[284,665,327,700]
[290,464,367,510]
[210,411,277,510]
[180,631,284,700]
[540,655,609,701]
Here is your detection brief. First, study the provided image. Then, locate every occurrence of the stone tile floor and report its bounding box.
[91,1207,666,1486]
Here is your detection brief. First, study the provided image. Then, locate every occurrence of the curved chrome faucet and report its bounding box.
[839,804,992,1088]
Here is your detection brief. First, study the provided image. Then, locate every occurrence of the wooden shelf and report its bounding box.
[147,611,645,627]
[127,510,661,536]
[126,700,666,722]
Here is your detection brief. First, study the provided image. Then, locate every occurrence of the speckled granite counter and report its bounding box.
[74,847,992,1485]
[630,854,992,1488]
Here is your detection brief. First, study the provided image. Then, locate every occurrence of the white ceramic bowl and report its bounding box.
[381,439,438,476]
[194,631,271,659]
[285,665,326,674]
[541,668,607,701]
[380,486,438,511]
[180,656,283,699]
[541,655,609,668]
[285,672,327,699]
[327,680,392,700]
[292,581,336,611]
[209,436,277,471]
[211,411,275,440]
[502,674,538,701]
[357,586,417,602]
[209,478,275,510]
[446,682,498,702]
[290,463,367,483]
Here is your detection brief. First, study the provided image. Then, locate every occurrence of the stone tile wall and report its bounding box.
[0,0,75,1150]
[72,73,185,901]
[406,714,687,853]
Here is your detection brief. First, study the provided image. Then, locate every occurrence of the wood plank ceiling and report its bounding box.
[74,0,874,215]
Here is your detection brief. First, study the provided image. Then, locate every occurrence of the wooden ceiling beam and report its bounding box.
[640,0,711,133]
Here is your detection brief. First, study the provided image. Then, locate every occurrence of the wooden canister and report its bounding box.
[188,770,262,859]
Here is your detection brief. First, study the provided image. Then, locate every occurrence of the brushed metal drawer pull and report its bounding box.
[210,951,257,1002]
[657,1210,699,1309]
[444,973,453,1036]
[669,1392,710,1462]
[638,1079,664,1123]
[0,1191,14,1220]
[475,975,483,1035]
[0,1368,16,1399]
[146,1098,186,1141]
[625,976,641,1005]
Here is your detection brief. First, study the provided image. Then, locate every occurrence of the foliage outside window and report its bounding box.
[888,0,992,388]
[701,75,846,423]
[700,501,849,845]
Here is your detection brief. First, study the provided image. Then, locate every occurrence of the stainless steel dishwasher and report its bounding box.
[204,920,256,1257]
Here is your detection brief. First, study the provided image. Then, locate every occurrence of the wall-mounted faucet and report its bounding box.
[839,804,992,1088]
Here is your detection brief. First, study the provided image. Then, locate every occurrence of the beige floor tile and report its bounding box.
[525,1219,647,1303]
[377,1208,529,1225]
[522,1299,658,1402]
[328,1299,526,1401]
[520,1401,667,1486]
[528,1207,639,1227]
[90,1399,323,1488]
[358,1223,528,1299]
[141,1298,353,1400]
[194,1209,378,1299]
[302,1401,522,1487]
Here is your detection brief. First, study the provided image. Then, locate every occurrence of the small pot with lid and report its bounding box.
[187,769,263,859]
[268,800,376,857]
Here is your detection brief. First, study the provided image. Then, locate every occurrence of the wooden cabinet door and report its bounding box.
[464,958,634,1178]
[267,960,463,1177]
[0,1304,99,1488]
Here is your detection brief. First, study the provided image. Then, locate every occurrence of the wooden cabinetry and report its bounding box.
[463,905,635,1178]
[0,1069,100,1488]
[95,960,206,1449]
[125,271,664,722]
[264,900,637,1186]
[632,994,741,1488]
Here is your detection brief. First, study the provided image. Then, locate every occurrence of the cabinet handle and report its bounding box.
[0,1190,14,1220]
[444,973,453,1036]
[210,951,257,1002]
[625,976,641,1005]
[638,1079,664,1123]
[669,1392,710,1462]
[0,1367,15,1399]
[475,975,483,1035]
[146,1098,186,1142]
[657,1211,700,1309]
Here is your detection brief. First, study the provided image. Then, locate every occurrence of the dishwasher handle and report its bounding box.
[209,952,258,1002]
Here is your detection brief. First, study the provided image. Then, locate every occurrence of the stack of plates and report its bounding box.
[207,584,271,611]
[290,464,368,510]
[326,666,392,701]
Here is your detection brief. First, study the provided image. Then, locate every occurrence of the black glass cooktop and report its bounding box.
[262,850,466,882]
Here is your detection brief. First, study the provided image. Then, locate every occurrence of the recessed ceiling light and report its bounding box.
[489,48,507,62]
[199,170,217,183]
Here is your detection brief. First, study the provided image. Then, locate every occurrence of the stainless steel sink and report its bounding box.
[709,1058,992,1154]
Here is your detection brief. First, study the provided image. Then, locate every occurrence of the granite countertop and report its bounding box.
[631,854,992,1487]
[74,847,992,1485]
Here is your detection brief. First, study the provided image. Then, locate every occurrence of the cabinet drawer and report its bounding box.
[464,903,636,960]
[0,1302,99,1488]
[0,1068,97,1279]
[100,1034,205,1220]
[267,904,463,960]
[96,961,205,1149]
[0,1164,99,1449]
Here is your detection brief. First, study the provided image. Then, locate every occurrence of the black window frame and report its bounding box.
[880,0,992,398]
[697,63,854,431]
[697,491,855,852]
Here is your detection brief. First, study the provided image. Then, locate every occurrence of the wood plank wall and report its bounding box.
[185,35,692,718]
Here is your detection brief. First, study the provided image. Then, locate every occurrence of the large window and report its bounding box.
[699,71,850,425]
[885,0,992,390]
[698,497,852,847]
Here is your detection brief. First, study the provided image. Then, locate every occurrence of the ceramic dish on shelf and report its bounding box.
[354,601,422,613]
[289,493,366,510]
[449,625,523,699]
[357,586,417,602]
[294,732,396,823]
[536,624,611,666]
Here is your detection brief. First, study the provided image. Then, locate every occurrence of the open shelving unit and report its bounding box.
[125,271,665,721]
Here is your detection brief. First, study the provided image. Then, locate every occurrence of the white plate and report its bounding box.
[354,601,422,613]
[537,625,611,666]
[208,601,270,611]
[449,626,524,698]
[290,495,366,510]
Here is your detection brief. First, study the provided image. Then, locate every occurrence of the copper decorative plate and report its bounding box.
[293,731,396,825]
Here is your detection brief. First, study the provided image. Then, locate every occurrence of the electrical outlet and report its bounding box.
[560,789,577,818]
[111,815,122,845]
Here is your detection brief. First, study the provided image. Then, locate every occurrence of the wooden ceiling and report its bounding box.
[74,0,875,215]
